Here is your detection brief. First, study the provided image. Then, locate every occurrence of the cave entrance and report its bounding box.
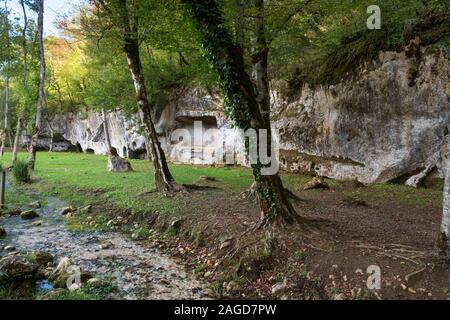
[129,148,148,160]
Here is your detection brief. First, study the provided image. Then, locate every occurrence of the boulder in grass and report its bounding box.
[303,177,329,191]
[107,156,133,173]
[20,210,40,220]
[78,205,92,214]
[60,206,77,216]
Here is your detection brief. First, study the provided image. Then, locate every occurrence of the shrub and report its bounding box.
[13,159,31,183]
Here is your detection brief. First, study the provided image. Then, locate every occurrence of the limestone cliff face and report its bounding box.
[47,45,449,184]
[273,46,450,183]
[49,88,246,165]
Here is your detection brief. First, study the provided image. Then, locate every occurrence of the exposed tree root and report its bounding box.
[158,182,187,197]
[405,267,427,283]
[353,243,428,266]
[241,182,304,203]
[215,215,331,269]
[182,184,219,191]
[241,182,258,200]
[436,232,448,258]
[138,183,217,198]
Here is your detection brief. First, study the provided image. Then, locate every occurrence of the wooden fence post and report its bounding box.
[0,170,5,208]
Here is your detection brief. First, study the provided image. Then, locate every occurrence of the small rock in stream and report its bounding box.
[0,226,6,238]
[100,242,113,250]
[28,201,42,209]
[0,208,21,216]
[87,278,108,288]
[5,245,16,252]
[20,210,40,220]
[32,221,43,227]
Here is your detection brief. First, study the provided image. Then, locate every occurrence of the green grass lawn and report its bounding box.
[2,151,258,215]
[1,151,443,216]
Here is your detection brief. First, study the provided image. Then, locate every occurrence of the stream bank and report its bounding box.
[0,186,208,300]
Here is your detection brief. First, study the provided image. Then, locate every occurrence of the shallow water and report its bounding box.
[0,189,207,300]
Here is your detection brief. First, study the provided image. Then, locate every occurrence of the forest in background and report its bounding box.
[1,0,449,135]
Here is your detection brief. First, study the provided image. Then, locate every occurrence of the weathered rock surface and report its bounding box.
[29,201,42,209]
[0,255,39,285]
[20,210,39,220]
[107,155,133,172]
[29,46,449,184]
[60,206,76,216]
[274,47,450,183]
[0,208,21,216]
[303,177,329,191]
[33,251,54,268]
[4,245,16,252]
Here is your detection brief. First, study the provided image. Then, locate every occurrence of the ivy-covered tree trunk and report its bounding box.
[183,0,302,225]
[12,0,29,164]
[438,135,450,256]
[27,0,45,170]
[251,0,270,124]
[116,0,183,195]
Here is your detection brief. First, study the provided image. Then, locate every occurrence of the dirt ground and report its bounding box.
[155,179,449,300]
[287,184,449,300]
[66,174,450,300]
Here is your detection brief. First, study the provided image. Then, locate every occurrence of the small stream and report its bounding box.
[0,187,207,300]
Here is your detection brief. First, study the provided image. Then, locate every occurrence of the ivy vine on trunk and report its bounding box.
[182,0,304,226]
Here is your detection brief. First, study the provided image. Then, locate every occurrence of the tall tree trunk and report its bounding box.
[1,0,10,157]
[438,135,450,256]
[48,121,54,152]
[138,110,153,160]
[101,108,113,153]
[27,0,45,170]
[252,0,270,124]
[183,0,302,226]
[116,0,182,195]
[1,75,9,156]
[245,0,277,203]
[12,0,29,163]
